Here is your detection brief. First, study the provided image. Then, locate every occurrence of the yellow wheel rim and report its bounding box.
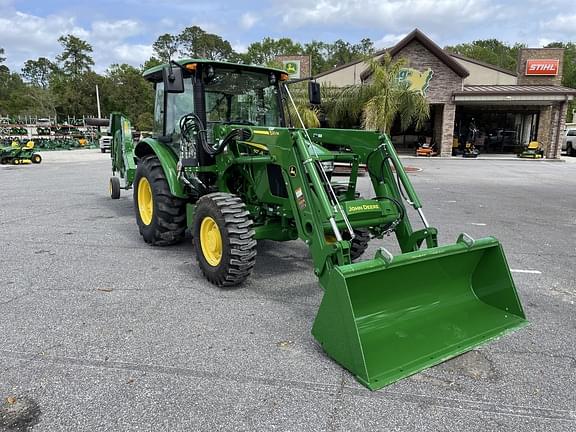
[109,180,112,196]
[200,216,222,266]
[137,177,153,225]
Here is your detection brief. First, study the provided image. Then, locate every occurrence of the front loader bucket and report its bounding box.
[312,236,527,390]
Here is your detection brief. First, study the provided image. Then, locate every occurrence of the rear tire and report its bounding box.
[193,193,256,287]
[133,156,186,246]
[109,176,121,199]
[349,228,370,261]
[31,154,42,164]
[568,143,576,157]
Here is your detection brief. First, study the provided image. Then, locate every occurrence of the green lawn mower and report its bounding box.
[0,141,42,165]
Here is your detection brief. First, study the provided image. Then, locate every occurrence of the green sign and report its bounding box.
[283,60,301,79]
[398,68,433,96]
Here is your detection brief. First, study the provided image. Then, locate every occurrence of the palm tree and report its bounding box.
[284,81,321,128]
[328,53,429,133]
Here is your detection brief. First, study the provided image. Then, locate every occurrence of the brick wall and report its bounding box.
[440,104,456,157]
[517,48,564,86]
[548,102,566,158]
[537,106,552,155]
[392,40,464,156]
[433,105,443,146]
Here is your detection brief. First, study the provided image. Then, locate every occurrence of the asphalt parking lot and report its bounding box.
[1,150,575,431]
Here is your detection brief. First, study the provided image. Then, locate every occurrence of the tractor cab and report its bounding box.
[143,60,288,160]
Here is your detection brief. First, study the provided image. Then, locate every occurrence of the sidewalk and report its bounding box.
[400,153,574,163]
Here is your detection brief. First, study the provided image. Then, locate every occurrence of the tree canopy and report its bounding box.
[56,35,95,76]
[1,28,575,126]
[444,39,525,72]
[22,57,55,88]
[326,54,429,133]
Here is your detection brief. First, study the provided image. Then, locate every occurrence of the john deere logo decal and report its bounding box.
[398,68,434,96]
[282,59,301,78]
[289,165,297,177]
[347,203,380,213]
[285,62,298,74]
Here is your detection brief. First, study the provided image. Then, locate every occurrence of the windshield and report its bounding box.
[204,68,282,127]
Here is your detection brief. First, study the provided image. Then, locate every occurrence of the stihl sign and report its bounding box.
[525,59,559,76]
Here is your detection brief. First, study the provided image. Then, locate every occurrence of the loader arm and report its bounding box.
[236,126,527,390]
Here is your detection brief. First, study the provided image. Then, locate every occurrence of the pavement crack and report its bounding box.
[491,350,576,367]
[0,293,31,307]
[0,349,575,423]
[325,371,346,432]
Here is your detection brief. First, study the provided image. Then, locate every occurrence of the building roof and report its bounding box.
[313,49,387,79]
[360,28,470,81]
[448,53,517,77]
[454,85,576,95]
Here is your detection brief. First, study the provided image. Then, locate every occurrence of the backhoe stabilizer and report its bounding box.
[312,236,528,390]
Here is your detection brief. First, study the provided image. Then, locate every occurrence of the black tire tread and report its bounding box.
[110,176,121,200]
[350,228,370,261]
[194,192,256,287]
[135,157,186,246]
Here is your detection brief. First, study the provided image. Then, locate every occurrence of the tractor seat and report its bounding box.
[527,141,540,150]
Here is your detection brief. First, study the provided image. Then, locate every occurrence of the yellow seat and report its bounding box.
[527,141,540,150]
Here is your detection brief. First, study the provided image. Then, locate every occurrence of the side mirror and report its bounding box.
[162,66,184,93]
[308,81,321,105]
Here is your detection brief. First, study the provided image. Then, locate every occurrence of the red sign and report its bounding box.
[525,59,559,76]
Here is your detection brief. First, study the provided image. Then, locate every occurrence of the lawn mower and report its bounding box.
[517,141,544,159]
[0,140,42,165]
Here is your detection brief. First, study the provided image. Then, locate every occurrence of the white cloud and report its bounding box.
[537,38,555,48]
[231,41,248,54]
[0,11,88,60]
[240,12,258,30]
[0,9,153,73]
[274,0,501,32]
[540,13,576,38]
[91,19,142,41]
[111,44,154,65]
[374,33,406,49]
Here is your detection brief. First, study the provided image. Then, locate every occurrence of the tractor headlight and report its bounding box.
[321,161,334,173]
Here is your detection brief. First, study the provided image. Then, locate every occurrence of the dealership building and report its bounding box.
[314,29,576,158]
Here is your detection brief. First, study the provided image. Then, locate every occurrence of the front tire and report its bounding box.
[31,154,42,164]
[193,193,256,287]
[133,156,186,245]
[109,176,121,199]
[349,228,370,261]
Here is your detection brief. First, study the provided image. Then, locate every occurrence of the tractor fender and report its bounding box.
[134,138,186,198]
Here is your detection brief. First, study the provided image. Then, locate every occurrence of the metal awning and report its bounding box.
[453,85,576,105]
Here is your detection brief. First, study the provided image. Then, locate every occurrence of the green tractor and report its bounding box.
[108,59,527,390]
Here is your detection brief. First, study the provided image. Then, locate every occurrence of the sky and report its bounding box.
[0,0,574,74]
